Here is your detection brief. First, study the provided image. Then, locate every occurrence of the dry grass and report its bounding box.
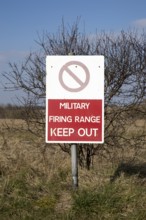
[0,119,146,219]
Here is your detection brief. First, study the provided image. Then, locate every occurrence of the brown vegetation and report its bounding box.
[0,119,146,219]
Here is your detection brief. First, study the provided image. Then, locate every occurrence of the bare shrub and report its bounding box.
[3,20,146,168]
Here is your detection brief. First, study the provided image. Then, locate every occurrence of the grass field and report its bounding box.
[0,119,146,219]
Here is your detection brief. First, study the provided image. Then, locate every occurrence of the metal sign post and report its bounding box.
[71,144,78,188]
[46,55,104,189]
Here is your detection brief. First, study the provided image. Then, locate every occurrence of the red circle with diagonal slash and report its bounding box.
[59,61,90,92]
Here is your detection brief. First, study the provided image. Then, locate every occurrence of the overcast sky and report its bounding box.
[0,0,146,104]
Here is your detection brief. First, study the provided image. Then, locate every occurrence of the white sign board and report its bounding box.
[46,55,104,143]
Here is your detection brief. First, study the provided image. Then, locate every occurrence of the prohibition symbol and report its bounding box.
[59,61,90,92]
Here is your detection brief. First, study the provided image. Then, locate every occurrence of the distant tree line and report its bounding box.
[0,102,145,120]
[0,104,44,119]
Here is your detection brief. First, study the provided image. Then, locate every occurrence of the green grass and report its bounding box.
[0,122,146,219]
[0,167,69,220]
[0,166,146,220]
[71,180,146,220]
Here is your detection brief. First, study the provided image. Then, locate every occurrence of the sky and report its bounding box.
[0,0,146,105]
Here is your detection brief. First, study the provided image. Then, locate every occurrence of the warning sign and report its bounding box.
[46,56,104,143]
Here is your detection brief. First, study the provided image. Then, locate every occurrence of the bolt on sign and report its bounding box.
[46,56,104,143]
